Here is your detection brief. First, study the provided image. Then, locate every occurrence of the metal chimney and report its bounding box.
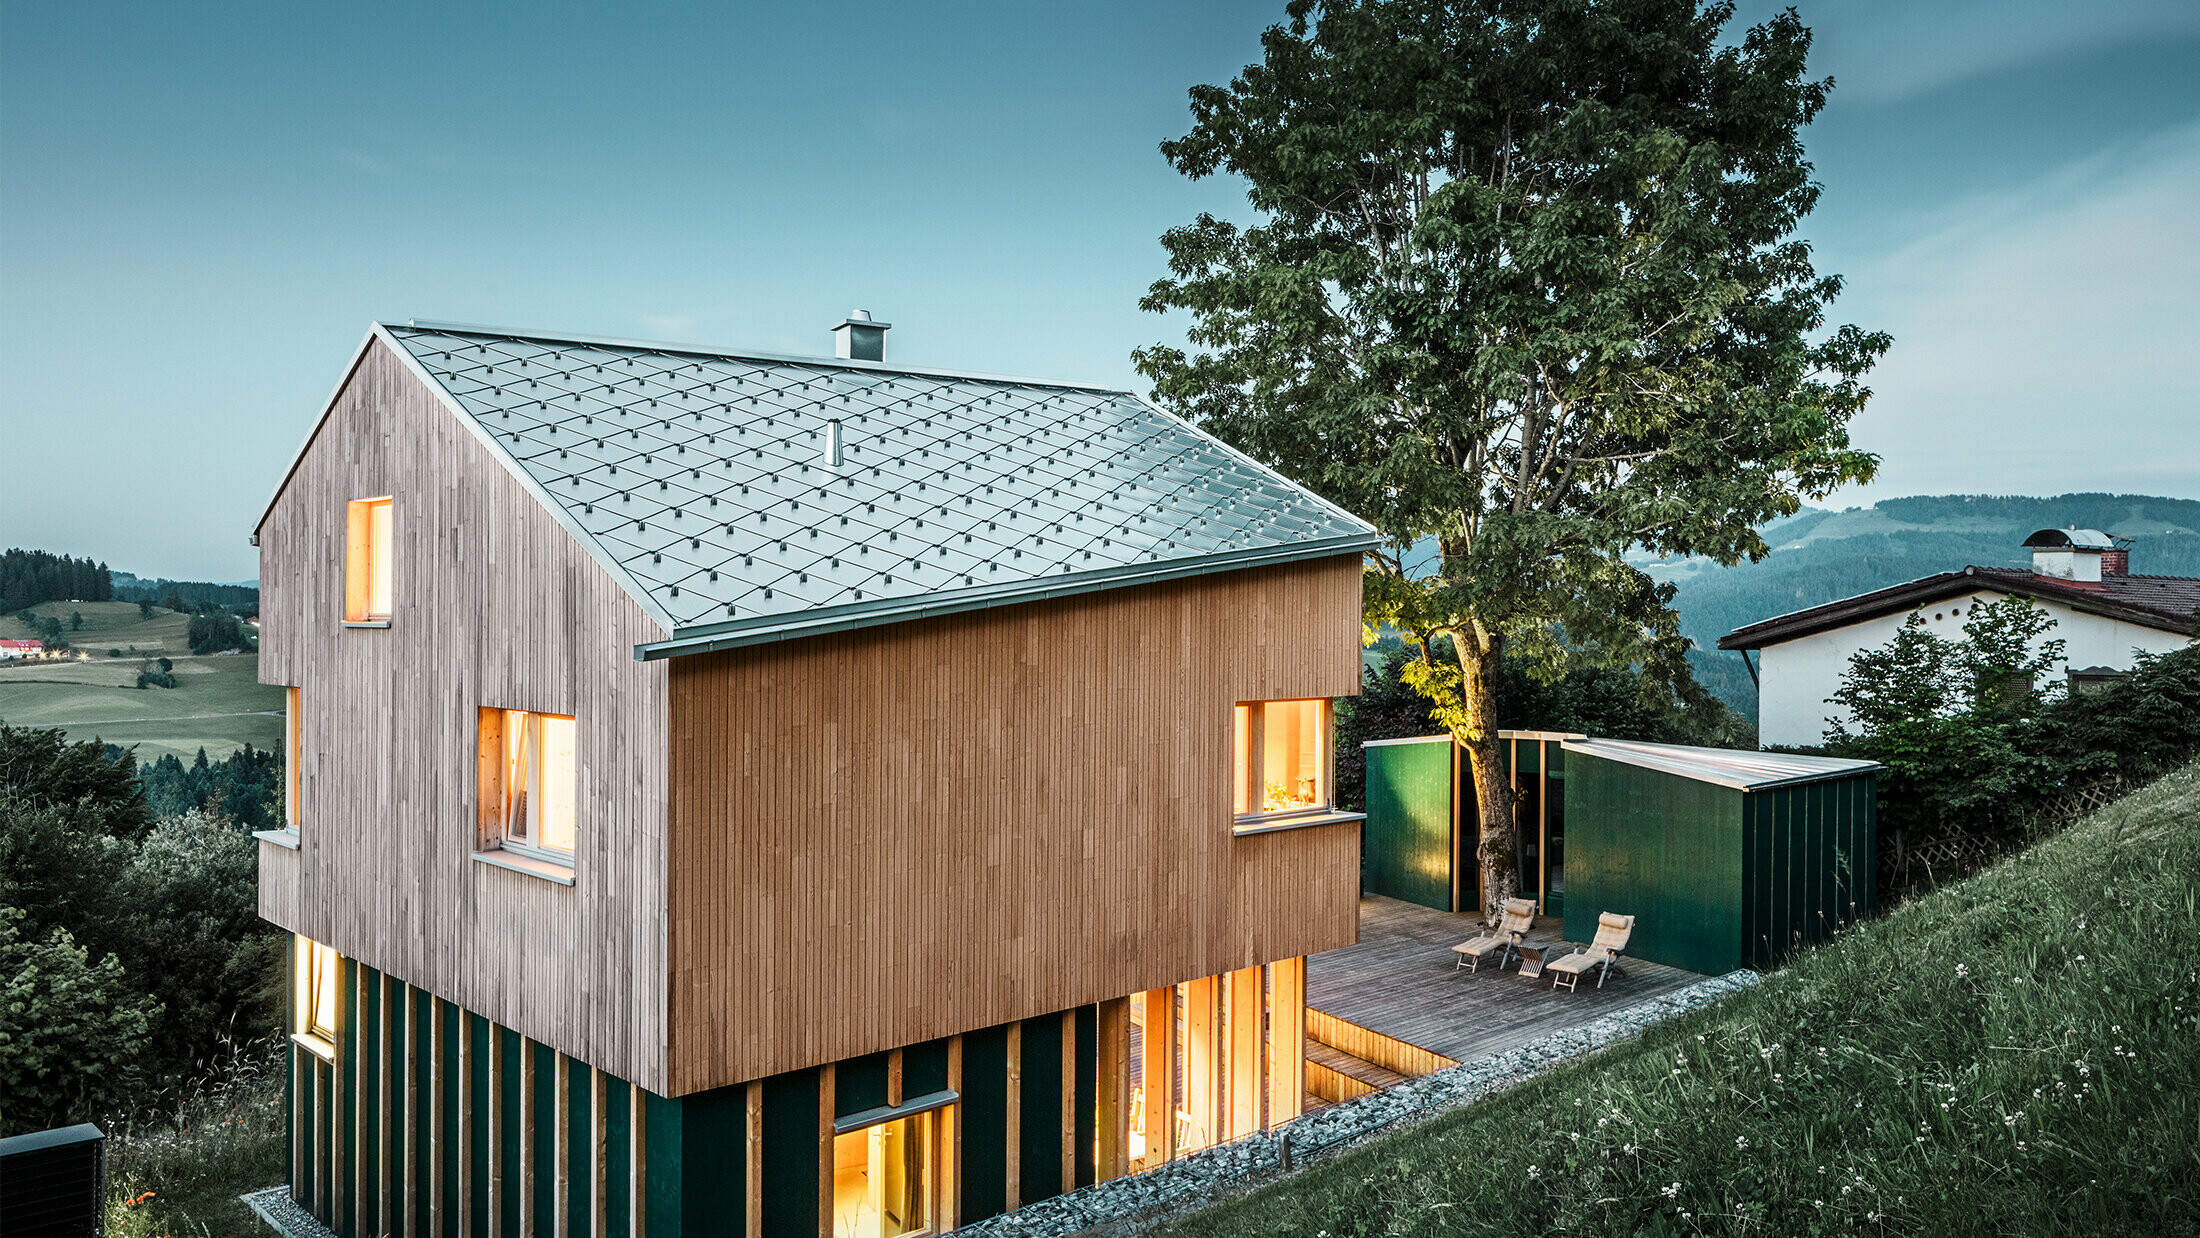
[832,309,890,362]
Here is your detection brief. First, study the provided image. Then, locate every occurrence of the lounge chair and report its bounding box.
[1452,897,1538,972]
[1548,913,1636,992]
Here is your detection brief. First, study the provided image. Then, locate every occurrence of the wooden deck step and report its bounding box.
[1305,1039,1411,1092]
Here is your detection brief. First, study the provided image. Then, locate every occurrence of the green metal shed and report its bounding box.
[1559,740,1882,975]
[1360,731,1582,915]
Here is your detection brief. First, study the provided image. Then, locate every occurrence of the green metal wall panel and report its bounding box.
[1017,1015,1066,1203]
[760,1068,820,1238]
[903,1038,950,1097]
[672,1082,744,1237]
[958,1024,1009,1223]
[1362,738,1456,910]
[836,1050,892,1115]
[497,1027,523,1238]
[1563,754,1747,974]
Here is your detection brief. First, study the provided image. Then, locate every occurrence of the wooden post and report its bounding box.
[887,1047,904,1107]
[554,1051,571,1238]
[744,1080,764,1238]
[1139,987,1175,1167]
[1227,967,1263,1140]
[311,1051,326,1215]
[431,999,444,1238]
[1004,1023,1022,1209]
[629,1082,647,1238]
[290,1042,305,1207]
[817,1064,836,1238]
[592,1067,609,1238]
[942,1036,962,1231]
[1060,1011,1076,1192]
[1266,958,1306,1124]
[1095,997,1129,1182]
[381,974,395,1237]
[1538,739,1551,915]
[334,963,349,1232]
[1183,976,1219,1152]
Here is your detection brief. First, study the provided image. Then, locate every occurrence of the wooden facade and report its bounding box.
[664,554,1365,1092]
[257,338,675,1089]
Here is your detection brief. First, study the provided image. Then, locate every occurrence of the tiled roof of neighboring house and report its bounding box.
[1560,738,1882,790]
[264,322,1378,659]
[1718,565,2200,650]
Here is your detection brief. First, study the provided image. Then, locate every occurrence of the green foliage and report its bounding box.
[0,907,159,1136]
[0,548,113,611]
[0,721,152,838]
[1158,761,2200,1238]
[103,1049,287,1238]
[135,671,179,690]
[186,611,253,655]
[1136,0,1883,908]
[138,743,284,833]
[0,726,283,1127]
[2036,644,2200,786]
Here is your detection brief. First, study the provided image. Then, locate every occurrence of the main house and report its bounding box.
[1721,527,2198,749]
[253,316,1377,1237]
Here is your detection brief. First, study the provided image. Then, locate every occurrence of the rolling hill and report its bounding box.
[0,600,282,761]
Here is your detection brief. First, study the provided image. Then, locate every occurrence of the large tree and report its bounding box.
[1137,0,1885,914]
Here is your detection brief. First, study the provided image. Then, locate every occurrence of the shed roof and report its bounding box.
[263,322,1378,659]
[1559,739,1881,790]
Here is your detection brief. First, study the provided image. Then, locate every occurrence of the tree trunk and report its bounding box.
[1453,630,1517,918]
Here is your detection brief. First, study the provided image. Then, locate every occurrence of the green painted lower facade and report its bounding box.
[1360,734,1571,914]
[290,949,1101,1237]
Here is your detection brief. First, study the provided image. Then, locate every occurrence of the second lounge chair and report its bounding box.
[1548,912,1636,992]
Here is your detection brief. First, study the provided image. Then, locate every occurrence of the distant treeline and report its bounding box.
[0,548,114,610]
[111,572,260,614]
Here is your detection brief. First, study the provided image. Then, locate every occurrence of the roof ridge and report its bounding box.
[387,319,1126,394]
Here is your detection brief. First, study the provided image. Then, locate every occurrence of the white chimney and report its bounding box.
[832,309,890,362]
[2022,527,2112,582]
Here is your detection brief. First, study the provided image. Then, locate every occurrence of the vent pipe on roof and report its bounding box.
[825,419,843,468]
[832,309,890,362]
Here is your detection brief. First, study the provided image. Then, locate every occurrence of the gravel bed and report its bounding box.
[953,969,1761,1237]
[241,1185,337,1238]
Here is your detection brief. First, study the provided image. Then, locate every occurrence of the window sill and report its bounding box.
[342,619,392,629]
[1232,810,1365,837]
[292,1031,335,1062]
[472,848,575,886]
[254,828,301,851]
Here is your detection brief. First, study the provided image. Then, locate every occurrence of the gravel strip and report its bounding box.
[241,1185,337,1238]
[953,969,1761,1237]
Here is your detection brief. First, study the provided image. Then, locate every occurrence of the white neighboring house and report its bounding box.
[0,639,45,660]
[1721,528,2199,749]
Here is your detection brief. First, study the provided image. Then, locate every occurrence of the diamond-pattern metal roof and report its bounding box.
[374,322,1376,658]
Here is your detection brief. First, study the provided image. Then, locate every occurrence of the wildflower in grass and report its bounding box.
[1955,962,1969,978]
[1527,1165,1541,1180]
[1736,1135,1749,1149]
[1661,1183,1680,1198]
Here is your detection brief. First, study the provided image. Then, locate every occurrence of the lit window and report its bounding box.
[1232,699,1331,822]
[344,496,394,622]
[833,1110,937,1238]
[284,686,301,831]
[479,708,577,863]
[295,936,339,1055]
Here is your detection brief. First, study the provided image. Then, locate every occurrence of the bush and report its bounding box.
[0,908,159,1136]
[185,612,252,655]
[135,671,179,689]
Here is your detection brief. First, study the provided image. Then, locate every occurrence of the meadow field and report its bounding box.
[0,601,282,760]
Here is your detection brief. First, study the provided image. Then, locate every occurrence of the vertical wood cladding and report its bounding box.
[665,554,1366,1091]
[255,338,671,1090]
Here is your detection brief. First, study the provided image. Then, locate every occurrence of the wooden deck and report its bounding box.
[1305,895,1706,1067]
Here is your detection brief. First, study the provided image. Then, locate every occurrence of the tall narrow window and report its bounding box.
[294,936,339,1057]
[283,686,301,833]
[1231,699,1331,826]
[344,496,394,622]
[832,1110,937,1238]
[479,708,577,864]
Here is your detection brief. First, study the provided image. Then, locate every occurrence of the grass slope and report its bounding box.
[1162,764,2200,1237]
[0,604,281,760]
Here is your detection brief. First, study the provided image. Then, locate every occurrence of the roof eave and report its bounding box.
[1719,567,2193,649]
[633,533,1379,661]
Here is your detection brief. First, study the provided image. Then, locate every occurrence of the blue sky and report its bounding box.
[3,1,2195,581]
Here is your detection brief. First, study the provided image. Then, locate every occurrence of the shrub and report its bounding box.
[0,908,159,1136]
